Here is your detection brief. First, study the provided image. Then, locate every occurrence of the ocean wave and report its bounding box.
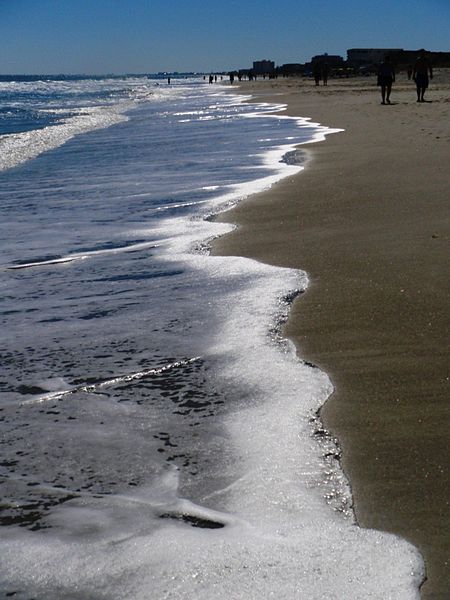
[4,239,159,271]
[0,77,202,171]
[0,105,130,171]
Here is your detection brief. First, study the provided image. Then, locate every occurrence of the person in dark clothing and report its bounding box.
[413,49,433,102]
[377,56,395,104]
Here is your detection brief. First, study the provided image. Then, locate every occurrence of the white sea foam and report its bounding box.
[1,504,422,600]
[143,109,423,596]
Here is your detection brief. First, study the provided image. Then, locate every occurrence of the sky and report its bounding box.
[1,0,449,74]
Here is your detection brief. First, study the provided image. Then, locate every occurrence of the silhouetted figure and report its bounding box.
[209,74,214,84]
[229,72,235,84]
[377,56,395,104]
[322,63,329,86]
[167,77,171,85]
[312,63,321,86]
[413,49,433,102]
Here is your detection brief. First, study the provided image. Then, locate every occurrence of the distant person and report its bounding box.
[312,63,321,86]
[167,77,171,84]
[209,74,214,84]
[322,63,329,86]
[377,55,395,104]
[413,49,433,102]
[229,72,235,84]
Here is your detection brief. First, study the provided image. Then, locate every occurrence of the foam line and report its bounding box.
[5,241,160,271]
[7,257,77,269]
[21,357,201,405]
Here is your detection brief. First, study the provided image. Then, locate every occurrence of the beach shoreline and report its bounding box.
[212,72,449,598]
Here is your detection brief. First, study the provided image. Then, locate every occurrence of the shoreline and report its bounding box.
[212,73,449,598]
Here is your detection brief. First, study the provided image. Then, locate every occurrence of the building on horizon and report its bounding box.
[311,53,344,68]
[389,49,450,68]
[347,48,402,68]
[277,63,305,76]
[347,47,450,69]
[252,60,275,75]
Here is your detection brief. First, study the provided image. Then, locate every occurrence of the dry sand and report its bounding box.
[212,71,449,599]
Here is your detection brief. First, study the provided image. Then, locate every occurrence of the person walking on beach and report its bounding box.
[322,63,329,86]
[413,49,433,102]
[377,55,395,104]
[312,63,321,86]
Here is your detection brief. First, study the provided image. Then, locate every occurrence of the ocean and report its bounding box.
[0,75,423,598]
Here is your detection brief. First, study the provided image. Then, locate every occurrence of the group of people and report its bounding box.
[312,62,329,86]
[377,49,433,105]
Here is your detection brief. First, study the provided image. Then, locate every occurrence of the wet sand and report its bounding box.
[212,72,450,598]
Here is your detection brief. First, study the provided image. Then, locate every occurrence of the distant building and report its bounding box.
[347,48,402,67]
[389,49,450,68]
[311,53,344,67]
[347,47,450,71]
[278,63,305,76]
[252,60,275,75]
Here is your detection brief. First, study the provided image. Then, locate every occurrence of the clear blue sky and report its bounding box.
[1,0,449,74]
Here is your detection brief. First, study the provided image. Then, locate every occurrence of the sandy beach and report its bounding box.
[212,72,449,599]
